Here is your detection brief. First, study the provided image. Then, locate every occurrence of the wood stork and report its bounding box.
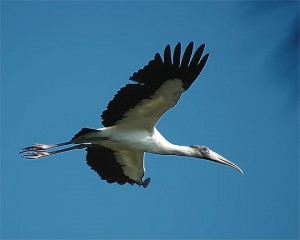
[20,42,243,188]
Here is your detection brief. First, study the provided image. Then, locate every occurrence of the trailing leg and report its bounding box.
[19,142,88,159]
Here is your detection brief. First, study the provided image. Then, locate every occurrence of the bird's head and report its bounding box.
[190,145,243,174]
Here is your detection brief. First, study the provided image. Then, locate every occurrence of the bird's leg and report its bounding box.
[19,142,88,159]
[19,141,71,154]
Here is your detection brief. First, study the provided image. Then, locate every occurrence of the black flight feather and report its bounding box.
[101,42,209,127]
[86,145,136,186]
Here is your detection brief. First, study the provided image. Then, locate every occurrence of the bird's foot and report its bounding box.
[19,143,55,159]
[19,144,55,154]
[20,151,50,160]
[19,142,85,159]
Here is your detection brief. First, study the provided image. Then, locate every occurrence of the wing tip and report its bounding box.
[201,53,209,65]
[141,178,151,188]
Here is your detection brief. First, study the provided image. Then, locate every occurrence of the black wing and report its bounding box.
[101,42,209,128]
[86,145,149,187]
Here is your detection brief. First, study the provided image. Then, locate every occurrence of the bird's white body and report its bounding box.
[20,42,242,188]
[94,126,168,153]
[84,126,192,155]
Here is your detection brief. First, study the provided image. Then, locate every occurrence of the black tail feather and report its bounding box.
[71,128,98,141]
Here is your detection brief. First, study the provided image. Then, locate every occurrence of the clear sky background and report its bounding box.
[1,1,299,239]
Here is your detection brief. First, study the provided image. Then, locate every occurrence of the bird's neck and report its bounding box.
[151,128,198,157]
[160,143,197,157]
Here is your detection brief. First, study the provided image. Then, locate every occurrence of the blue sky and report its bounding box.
[1,1,299,239]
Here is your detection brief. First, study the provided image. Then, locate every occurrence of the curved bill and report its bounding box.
[208,150,243,174]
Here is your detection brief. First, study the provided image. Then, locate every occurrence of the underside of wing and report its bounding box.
[101,42,209,127]
[86,145,149,187]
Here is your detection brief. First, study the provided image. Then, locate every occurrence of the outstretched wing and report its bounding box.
[86,145,150,187]
[101,42,209,128]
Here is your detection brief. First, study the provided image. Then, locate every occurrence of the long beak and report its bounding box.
[209,150,243,174]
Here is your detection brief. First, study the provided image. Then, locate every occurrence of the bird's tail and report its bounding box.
[71,128,98,141]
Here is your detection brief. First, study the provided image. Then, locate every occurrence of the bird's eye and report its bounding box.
[201,147,211,158]
[202,146,210,153]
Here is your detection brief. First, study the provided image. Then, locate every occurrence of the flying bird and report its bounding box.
[20,42,243,188]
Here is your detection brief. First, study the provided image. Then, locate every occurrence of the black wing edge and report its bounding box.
[101,42,209,127]
[86,145,150,188]
[129,42,209,90]
[101,84,155,127]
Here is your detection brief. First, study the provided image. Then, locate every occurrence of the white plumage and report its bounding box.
[20,42,242,188]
